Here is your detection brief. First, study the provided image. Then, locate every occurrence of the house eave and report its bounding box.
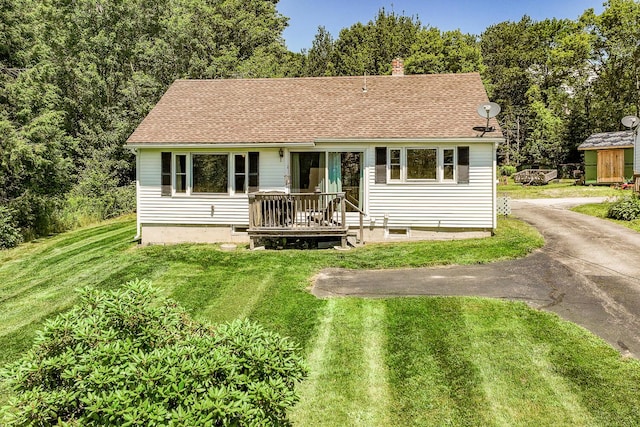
[125,141,317,149]
[314,136,505,144]
[578,145,634,151]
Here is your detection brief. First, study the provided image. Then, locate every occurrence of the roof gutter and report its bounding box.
[124,141,317,149]
[578,145,634,151]
[314,136,505,144]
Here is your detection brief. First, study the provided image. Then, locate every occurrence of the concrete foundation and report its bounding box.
[141,223,492,246]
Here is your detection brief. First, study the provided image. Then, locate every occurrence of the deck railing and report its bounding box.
[248,192,347,231]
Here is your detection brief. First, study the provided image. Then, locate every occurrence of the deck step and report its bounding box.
[346,234,360,247]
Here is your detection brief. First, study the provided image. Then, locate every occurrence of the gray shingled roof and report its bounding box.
[126,73,501,145]
[578,131,635,150]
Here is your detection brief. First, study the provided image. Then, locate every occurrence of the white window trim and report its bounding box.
[387,148,403,182]
[441,147,456,182]
[172,152,190,197]
[170,151,260,197]
[385,147,461,184]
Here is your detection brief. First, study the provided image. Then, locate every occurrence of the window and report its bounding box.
[389,149,401,181]
[175,154,187,194]
[407,148,437,180]
[291,152,325,192]
[161,152,171,196]
[380,146,469,183]
[443,149,455,181]
[192,154,228,193]
[234,152,259,193]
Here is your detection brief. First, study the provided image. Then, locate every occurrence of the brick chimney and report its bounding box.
[392,58,404,76]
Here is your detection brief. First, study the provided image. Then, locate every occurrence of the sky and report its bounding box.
[276,0,606,52]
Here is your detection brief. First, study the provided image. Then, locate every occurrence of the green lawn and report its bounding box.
[498,178,626,199]
[572,202,640,233]
[3,216,640,426]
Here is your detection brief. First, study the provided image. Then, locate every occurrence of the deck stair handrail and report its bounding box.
[344,199,365,244]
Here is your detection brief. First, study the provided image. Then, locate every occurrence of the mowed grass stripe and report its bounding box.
[522,307,640,425]
[189,268,276,323]
[0,221,136,302]
[0,218,138,365]
[460,300,595,426]
[290,298,336,426]
[361,301,391,426]
[0,218,134,274]
[291,299,392,426]
[385,298,494,426]
[0,260,138,337]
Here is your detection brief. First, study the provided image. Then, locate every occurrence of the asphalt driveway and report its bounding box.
[312,198,640,358]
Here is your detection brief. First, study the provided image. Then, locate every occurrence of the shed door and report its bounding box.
[597,149,624,183]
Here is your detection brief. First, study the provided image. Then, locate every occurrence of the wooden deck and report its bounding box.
[247,192,349,249]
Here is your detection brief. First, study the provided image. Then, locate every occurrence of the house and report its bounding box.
[126,63,503,247]
[578,131,635,185]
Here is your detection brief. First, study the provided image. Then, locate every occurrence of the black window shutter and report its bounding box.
[248,152,259,192]
[375,147,387,184]
[458,147,469,184]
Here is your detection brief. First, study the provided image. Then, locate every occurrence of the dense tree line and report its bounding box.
[1,0,639,246]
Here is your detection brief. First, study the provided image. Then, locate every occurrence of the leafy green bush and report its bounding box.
[499,165,517,177]
[0,280,308,426]
[607,195,640,221]
[0,206,23,249]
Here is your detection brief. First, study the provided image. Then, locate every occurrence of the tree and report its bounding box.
[584,0,640,131]
[0,0,294,242]
[332,8,421,76]
[304,26,335,76]
[406,28,483,74]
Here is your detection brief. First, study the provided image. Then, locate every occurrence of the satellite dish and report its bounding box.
[476,102,501,119]
[621,115,640,129]
[473,102,501,136]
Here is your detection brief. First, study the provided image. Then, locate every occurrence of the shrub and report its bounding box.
[0,206,23,249]
[8,192,64,240]
[607,195,640,221]
[0,280,308,426]
[58,183,137,229]
[499,165,517,177]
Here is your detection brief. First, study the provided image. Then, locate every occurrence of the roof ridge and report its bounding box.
[173,72,481,84]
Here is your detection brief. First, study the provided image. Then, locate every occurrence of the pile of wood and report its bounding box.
[513,169,558,185]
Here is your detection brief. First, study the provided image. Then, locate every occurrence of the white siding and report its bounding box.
[363,143,495,229]
[137,142,496,230]
[138,148,286,226]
